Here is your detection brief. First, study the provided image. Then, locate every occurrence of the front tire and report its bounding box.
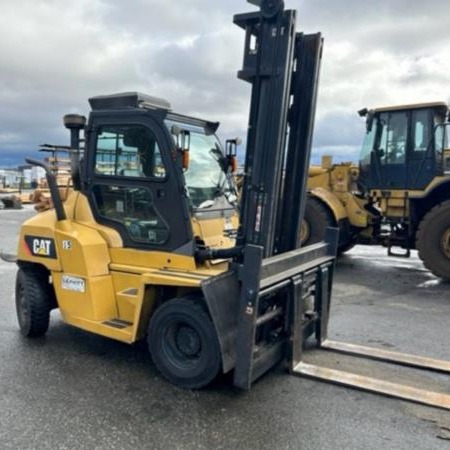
[300,196,335,246]
[15,267,52,337]
[416,201,450,280]
[147,298,221,389]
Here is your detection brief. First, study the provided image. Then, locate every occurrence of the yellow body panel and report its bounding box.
[53,273,116,322]
[310,187,348,222]
[17,187,236,344]
[17,219,62,272]
[308,166,328,178]
[307,157,372,228]
[110,247,197,271]
[340,193,369,228]
[110,271,157,341]
[54,222,111,276]
[62,314,134,343]
[369,177,450,217]
[74,193,123,247]
[191,214,238,249]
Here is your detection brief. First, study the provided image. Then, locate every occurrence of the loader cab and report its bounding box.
[358,102,449,192]
[82,92,236,255]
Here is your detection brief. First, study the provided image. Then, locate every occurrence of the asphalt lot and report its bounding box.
[1,206,450,449]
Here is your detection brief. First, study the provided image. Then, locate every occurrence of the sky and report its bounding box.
[1,0,450,167]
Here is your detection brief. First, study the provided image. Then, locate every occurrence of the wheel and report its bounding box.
[15,266,52,337]
[416,200,450,280]
[147,298,221,389]
[300,196,335,246]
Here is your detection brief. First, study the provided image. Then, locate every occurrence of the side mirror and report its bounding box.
[225,137,242,174]
[358,108,374,133]
[171,125,182,136]
[180,130,191,170]
[171,126,190,170]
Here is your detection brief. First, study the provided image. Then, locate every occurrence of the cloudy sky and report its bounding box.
[1,0,450,167]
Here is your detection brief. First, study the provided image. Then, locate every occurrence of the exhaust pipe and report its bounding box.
[63,114,86,190]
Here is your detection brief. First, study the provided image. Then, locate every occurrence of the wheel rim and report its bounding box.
[162,321,203,370]
[441,228,450,258]
[176,325,201,357]
[300,219,310,245]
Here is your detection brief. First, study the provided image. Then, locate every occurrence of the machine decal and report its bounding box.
[24,236,57,259]
[61,275,86,293]
[62,240,73,250]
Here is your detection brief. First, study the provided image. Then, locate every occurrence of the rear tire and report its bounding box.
[147,298,221,389]
[416,201,450,280]
[15,267,52,337]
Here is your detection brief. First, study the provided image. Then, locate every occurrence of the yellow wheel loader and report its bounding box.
[304,102,450,279]
[8,0,338,390]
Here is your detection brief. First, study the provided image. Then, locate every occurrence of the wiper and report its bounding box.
[209,147,228,173]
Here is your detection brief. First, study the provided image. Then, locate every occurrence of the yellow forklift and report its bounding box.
[9,0,336,390]
[303,102,450,280]
[6,0,450,410]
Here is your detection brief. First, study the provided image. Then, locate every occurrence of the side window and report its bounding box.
[92,185,170,244]
[377,112,408,164]
[412,109,430,153]
[95,125,166,178]
[434,115,448,155]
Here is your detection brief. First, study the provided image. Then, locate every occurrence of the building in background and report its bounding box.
[0,165,45,189]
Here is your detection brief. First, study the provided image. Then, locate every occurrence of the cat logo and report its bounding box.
[24,236,57,259]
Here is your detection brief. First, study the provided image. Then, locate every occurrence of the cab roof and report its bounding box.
[372,101,448,114]
[88,92,220,135]
[89,92,172,111]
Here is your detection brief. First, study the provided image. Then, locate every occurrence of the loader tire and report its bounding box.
[15,267,52,337]
[300,196,335,247]
[337,241,355,255]
[416,200,450,281]
[147,298,221,389]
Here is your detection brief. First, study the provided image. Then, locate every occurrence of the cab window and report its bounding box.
[412,109,431,154]
[92,185,170,245]
[376,111,408,164]
[94,125,166,178]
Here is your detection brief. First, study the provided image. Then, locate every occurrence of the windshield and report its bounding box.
[359,120,376,165]
[165,120,234,208]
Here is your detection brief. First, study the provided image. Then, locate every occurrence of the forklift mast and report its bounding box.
[215,0,338,389]
[235,0,323,257]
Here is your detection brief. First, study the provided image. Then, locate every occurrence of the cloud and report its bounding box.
[0,0,450,167]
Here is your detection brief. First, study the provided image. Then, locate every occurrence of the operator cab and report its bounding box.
[358,102,449,192]
[81,92,238,255]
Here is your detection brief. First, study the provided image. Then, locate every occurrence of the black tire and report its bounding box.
[15,267,52,337]
[300,196,335,246]
[337,241,355,255]
[147,298,221,389]
[416,200,450,280]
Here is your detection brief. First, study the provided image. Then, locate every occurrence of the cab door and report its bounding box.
[373,110,408,189]
[84,111,193,254]
[406,108,436,189]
